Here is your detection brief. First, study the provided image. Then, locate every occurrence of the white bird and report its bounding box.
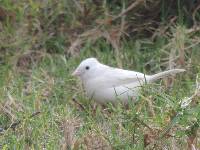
[72,58,185,104]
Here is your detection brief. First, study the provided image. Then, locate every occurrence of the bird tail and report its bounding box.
[148,69,185,82]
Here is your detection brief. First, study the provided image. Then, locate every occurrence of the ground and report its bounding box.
[0,0,200,149]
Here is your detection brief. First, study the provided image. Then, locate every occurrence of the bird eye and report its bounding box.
[85,66,90,70]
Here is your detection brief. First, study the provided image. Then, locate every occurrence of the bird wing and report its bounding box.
[108,68,148,83]
[92,66,149,88]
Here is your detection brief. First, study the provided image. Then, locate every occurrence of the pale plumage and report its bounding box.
[72,58,185,104]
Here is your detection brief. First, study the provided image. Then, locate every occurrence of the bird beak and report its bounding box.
[72,69,81,76]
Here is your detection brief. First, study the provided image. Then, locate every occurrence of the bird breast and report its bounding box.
[84,81,143,104]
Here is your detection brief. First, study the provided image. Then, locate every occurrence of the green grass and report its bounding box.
[0,43,199,149]
[0,0,200,149]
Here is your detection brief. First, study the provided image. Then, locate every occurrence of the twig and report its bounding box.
[9,120,21,130]
[135,117,154,132]
[192,4,200,26]
[0,103,17,121]
[72,0,84,13]
[146,96,155,117]
[30,111,41,118]
[119,2,126,41]
[146,75,200,148]
[112,0,144,21]
[158,75,200,139]
[62,117,75,150]
[115,1,126,68]
[68,38,83,56]
[3,111,41,131]
[187,122,199,150]
[72,98,86,111]
[158,112,179,139]
[181,75,200,109]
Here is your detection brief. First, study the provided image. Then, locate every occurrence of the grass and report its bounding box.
[0,0,200,149]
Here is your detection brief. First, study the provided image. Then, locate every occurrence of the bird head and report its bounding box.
[72,58,99,79]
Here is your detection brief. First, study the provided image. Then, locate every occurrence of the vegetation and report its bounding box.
[0,0,200,149]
